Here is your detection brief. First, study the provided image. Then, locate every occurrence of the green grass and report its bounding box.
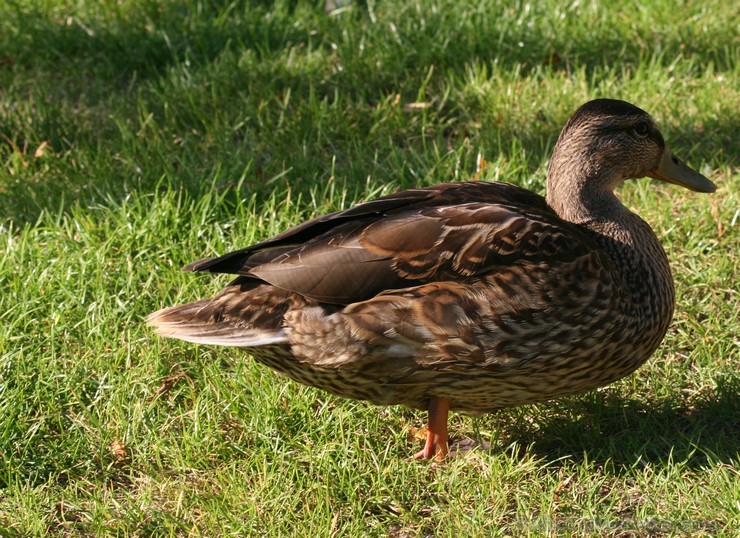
[0,0,737,535]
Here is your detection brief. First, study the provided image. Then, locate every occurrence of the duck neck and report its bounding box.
[546,154,675,359]
[545,148,626,224]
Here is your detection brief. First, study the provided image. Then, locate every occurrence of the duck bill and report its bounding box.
[648,148,716,193]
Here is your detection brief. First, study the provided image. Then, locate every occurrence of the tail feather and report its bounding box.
[147,300,289,347]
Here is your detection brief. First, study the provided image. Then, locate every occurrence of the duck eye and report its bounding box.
[633,122,649,137]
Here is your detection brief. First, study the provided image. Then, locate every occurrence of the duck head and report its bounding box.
[546,99,716,222]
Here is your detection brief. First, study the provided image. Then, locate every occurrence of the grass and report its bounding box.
[0,0,737,535]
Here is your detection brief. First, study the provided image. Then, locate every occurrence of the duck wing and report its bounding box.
[183,181,598,304]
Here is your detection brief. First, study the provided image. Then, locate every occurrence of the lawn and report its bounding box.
[0,0,738,536]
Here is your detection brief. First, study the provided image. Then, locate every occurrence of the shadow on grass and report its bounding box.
[1,2,736,225]
[4,2,733,90]
[488,374,739,470]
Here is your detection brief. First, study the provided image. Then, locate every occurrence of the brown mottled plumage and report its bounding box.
[148,99,716,461]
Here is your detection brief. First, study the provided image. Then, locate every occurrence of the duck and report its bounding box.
[148,99,716,461]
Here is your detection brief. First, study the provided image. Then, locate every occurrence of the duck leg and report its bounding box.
[413,397,451,462]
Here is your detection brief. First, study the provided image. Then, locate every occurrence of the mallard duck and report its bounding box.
[149,99,715,461]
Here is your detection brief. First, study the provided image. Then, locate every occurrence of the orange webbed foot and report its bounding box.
[412,397,450,462]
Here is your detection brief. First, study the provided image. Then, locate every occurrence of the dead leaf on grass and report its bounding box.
[149,372,187,401]
[109,440,128,463]
[34,141,51,158]
[403,101,432,111]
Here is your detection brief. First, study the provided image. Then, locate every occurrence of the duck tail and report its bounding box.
[147,297,289,348]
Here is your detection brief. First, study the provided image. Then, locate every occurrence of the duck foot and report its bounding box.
[413,397,450,462]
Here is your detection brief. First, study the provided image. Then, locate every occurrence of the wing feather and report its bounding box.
[181,181,599,304]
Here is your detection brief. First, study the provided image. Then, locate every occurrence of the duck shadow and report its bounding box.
[477,375,739,470]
